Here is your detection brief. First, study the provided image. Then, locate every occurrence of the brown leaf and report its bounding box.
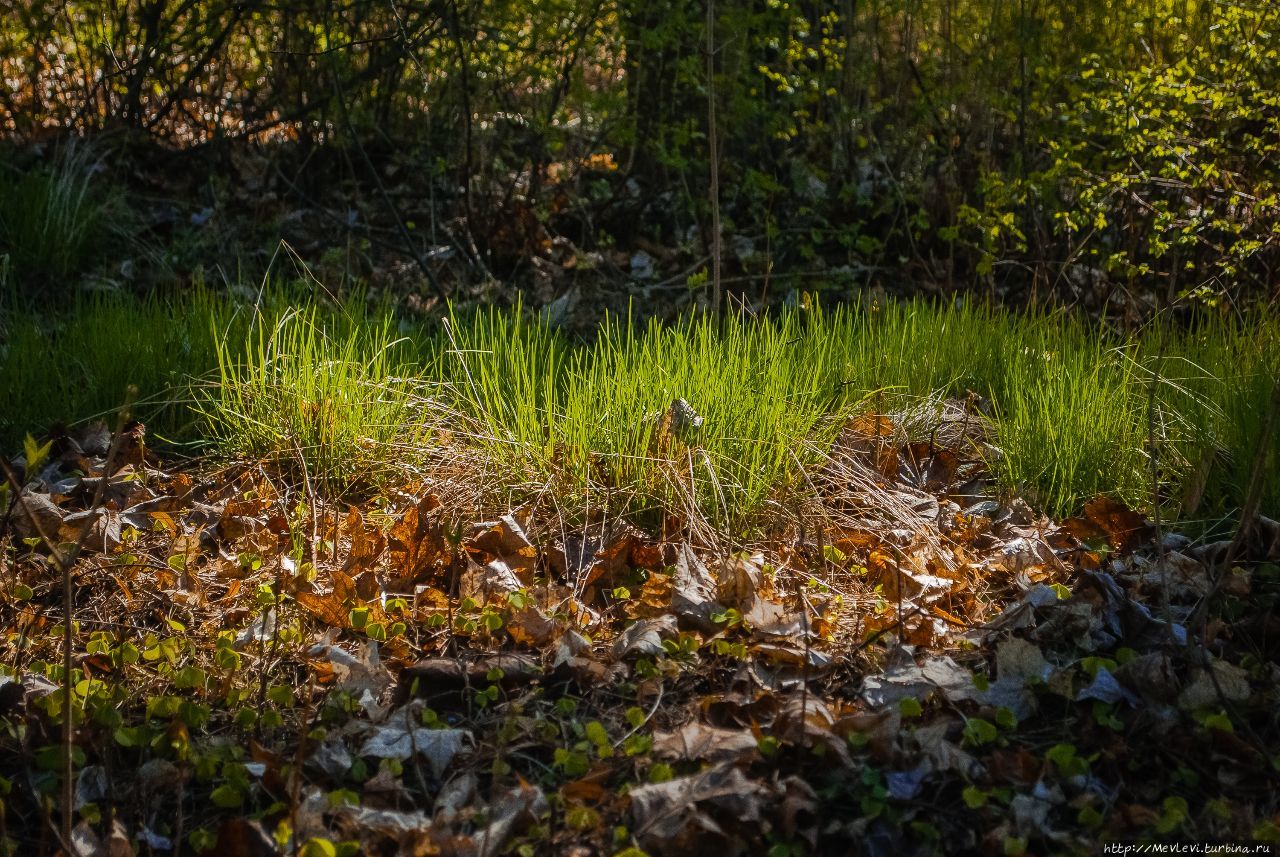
[774,694,851,765]
[413,585,451,622]
[832,527,880,555]
[475,780,548,857]
[332,569,358,603]
[460,558,524,602]
[613,615,679,658]
[987,748,1044,786]
[629,539,665,569]
[295,589,350,627]
[834,708,901,763]
[7,491,64,542]
[562,778,608,803]
[469,514,537,575]
[902,442,961,491]
[1066,496,1151,554]
[653,722,759,763]
[354,570,380,602]
[60,507,122,553]
[702,686,779,729]
[716,553,764,608]
[507,605,560,648]
[397,654,543,707]
[670,543,721,631]
[630,763,770,851]
[548,525,633,590]
[387,494,448,584]
[341,505,386,574]
[209,817,281,857]
[832,412,900,479]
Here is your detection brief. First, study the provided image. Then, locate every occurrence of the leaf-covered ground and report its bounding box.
[2,410,1279,856]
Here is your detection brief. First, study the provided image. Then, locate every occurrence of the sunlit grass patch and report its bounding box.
[199,299,440,492]
[2,287,1276,525]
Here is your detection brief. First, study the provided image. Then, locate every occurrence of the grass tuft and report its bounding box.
[199,297,438,491]
[2,287,1276,526]
[0,145,119,284]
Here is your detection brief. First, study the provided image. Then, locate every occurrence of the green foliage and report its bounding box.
[2,0,1277,307]
[200,296,438,491]
[0,146,119,285]
[3,290,1277,522]
[1046,2,1280,303]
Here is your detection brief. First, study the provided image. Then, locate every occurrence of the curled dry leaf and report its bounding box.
[397,653,543,707]
[331,804,432,842]
[309,637,392,703]
[1063,496,1151,554]
[1076,666,1138,706]
[1127,550,1210,600]
[434,771,478,823]
[469,514,537,576]
[860,652,977,708]
[613,615,679,659]
[306,737,354,782]
[653,721,759,764]
[911,719,982,778]
[774,694,852,765]
[670,543,723,632]
[475,780,549,857]
[630,763,770,851]
[460,557,524,601]
[7,490,64,542]
[507,603,560,647]
[716,552,764,608]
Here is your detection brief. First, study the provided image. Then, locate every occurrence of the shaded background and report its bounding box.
[0,0,1276,318]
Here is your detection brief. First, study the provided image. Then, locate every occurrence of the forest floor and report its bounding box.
[2,352,1279,856]
[3,17,1280,852]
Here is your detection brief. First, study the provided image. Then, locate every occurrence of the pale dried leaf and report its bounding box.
[653,722,759,763]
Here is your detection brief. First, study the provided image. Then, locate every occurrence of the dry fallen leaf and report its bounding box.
[1063,496,1151,554]
[386,494,448,585]
[653,721,759,763]
[474,780,549,857]
[630,763,770,851]
[614,615,678,659]
[670,543,722,632]
[359,712,470,777]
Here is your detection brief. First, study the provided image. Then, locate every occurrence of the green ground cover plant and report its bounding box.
[0,145,120,285]
[2,288,1276,527]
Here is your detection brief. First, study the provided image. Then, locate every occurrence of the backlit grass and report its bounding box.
[2,287,1276,528]
[199,300,438,491]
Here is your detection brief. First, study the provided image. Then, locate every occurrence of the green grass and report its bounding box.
[199,299,439,490]
[0,145,120,284]
[2,287,1276,529]
[0,290,235,443]
[1152,312,1280,524]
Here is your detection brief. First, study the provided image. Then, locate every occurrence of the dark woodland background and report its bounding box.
[1,0,1278,318]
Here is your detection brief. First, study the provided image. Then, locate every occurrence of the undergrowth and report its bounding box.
[0,145,120,284]
[1,288,1276,528]
[200,302,438,492]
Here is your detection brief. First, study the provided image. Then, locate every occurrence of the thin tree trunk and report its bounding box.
[706,0,722,313]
